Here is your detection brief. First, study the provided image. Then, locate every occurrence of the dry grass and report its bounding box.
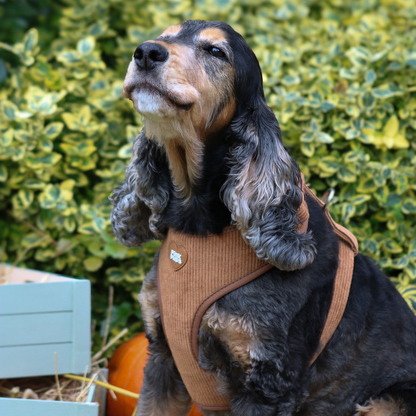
[0,374,91,402]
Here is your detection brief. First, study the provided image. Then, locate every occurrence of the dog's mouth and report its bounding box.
[126,82,193,112]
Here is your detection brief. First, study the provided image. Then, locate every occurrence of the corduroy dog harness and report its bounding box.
[157,180,358,410]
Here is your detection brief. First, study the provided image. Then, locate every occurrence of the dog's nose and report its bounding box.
[134,42,169,70]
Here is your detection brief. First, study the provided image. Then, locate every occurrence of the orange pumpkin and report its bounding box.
[106,332,202,416]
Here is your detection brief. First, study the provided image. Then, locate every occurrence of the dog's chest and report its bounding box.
[157,226,273,410]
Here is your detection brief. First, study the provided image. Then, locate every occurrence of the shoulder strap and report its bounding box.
[302,179,358,365]
[303,183,358,255]
[309,238,355,364]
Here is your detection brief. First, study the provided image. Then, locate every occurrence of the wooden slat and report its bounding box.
[71,280,91,374]
[0,281,74,315]
[0,311,73,347]
[0,342,73,379]
[0,398,99,416]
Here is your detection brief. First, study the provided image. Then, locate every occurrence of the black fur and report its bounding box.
[162,131,232,235]
[111,20,416,416]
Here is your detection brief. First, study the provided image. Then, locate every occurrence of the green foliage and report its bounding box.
[1,0,416,353]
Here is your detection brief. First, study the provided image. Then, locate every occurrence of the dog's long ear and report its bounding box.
[221,31,316,271]
[110,132,170,246]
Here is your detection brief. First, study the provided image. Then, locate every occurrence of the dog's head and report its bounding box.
[112,20,316,271]
[123,21,236,138]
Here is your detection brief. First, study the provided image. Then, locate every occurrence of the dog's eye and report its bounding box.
[207,46,226,58]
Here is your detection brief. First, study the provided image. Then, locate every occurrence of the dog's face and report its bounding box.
[123,21,237,142]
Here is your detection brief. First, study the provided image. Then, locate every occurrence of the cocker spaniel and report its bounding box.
[111,20,416,416]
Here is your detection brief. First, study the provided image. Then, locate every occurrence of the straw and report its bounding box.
[77,372,99,402]
[63,374,139,399]
[97,368,117,401]
[54,352,63,401]
[91,327,128,362]
[101,286,114,350]
[75,365,89,402]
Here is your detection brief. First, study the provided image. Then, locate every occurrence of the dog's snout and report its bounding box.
[134,42,169,71]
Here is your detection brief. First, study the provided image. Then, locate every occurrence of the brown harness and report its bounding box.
[157,182,358,410]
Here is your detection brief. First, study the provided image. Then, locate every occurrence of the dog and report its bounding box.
[110,20,416,416]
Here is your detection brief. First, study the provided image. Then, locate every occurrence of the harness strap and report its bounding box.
[303,181,358,365]
[310,239,355,364]
[296,180,310,233]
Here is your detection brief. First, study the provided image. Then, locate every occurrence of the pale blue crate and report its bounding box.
[0,369,108,416]
[0,398,99,416]
[0,397,99,416]
[0,264,91,379]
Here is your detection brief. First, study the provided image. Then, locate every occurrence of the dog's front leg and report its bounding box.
[137,254,192,416]
[138,349,192,416]
[198,302,308,416]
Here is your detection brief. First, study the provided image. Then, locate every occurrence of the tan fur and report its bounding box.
[201,303,261,369]
[205,98,236,137]
[356,397,407,416]
[184,137,205,187]
[160,24,182,37]
[199,27,227,43]
[138,264,159,339]
[163,139,205,196]
[138,43,206,194]
[164,141,187,192]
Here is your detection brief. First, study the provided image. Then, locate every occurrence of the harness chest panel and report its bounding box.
[157,227,273,410]
[157,183,358,411]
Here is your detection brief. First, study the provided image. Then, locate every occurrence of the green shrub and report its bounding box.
[1,0,416,354]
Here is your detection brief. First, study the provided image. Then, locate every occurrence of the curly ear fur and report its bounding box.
[221,27,316,271]
[110,132,171,246]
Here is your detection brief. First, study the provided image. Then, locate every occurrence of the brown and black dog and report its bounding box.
[111,20,416,416]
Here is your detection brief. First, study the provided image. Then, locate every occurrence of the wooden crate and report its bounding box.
[0,370,108,416]
[0,398,100,416]
[0,264,91,379]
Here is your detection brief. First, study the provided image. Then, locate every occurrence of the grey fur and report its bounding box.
[110,132,170,246]
[221,103,317,271]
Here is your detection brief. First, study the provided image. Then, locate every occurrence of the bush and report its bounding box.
[1,0,415,354]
